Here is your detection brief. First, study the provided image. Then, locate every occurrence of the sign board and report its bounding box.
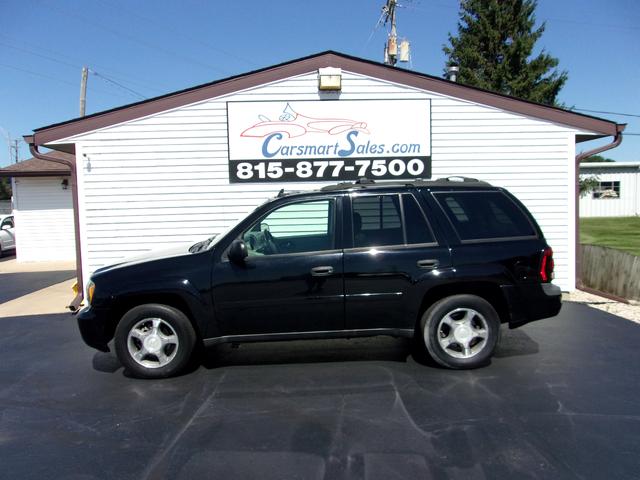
[227,99,431,183]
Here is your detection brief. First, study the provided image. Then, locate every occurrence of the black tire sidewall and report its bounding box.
[421,294,500,369]
[114,303,196,379]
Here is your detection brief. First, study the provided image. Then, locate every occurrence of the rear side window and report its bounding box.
[402,194,435,244]
[353,195,403,247]
[352,194,436,247]
[433,191,536,241]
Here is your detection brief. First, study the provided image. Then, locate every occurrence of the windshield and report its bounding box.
[189,213,248,253]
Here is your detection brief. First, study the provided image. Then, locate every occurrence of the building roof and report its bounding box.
[579,162,640,169]
[0,151,73,177]
[27,51,625,148]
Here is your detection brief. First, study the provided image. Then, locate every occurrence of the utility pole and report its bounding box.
[381,0,410,66]
[10,139,19,164]
[383,0,398,66]
[0,127,18,164]
[79,66,88,117]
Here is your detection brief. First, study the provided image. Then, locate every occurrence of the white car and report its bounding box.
[0,214,15,256]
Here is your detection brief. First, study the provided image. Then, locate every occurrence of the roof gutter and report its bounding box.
[574,124,625,290]
[24,136,84,311]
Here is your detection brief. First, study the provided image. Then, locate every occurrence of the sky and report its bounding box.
[1,0,638,167]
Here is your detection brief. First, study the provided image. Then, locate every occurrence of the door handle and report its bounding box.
[417,259,440,270]
[311,266,334,276]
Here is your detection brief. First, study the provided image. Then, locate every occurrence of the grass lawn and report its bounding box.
[580,216,640,257]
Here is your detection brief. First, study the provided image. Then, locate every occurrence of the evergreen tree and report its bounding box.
[443,0,567,106]
[0,177,11,200]
[582,155,615,163]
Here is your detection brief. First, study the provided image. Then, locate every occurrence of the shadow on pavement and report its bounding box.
[90,326,543,377]
[0,270,75,303]
[0,252,16,263]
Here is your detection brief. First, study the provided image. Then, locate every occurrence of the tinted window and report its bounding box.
[434,191,536,240]
[402,194,435,244]
[353,195,403,247]
[243,199,334,256]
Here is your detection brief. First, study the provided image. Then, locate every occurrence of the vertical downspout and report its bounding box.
[574,125,625,289]
[25,138,84,310]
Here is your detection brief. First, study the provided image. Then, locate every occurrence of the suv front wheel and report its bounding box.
[114,304,196,378]
[421,294,500,369]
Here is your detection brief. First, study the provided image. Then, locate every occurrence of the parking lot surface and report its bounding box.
[1,302,638,479]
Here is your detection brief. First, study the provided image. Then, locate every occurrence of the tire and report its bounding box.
[114,303,197,379]
[420,294,500,369]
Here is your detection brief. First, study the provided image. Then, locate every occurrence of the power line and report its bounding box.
[93,0,257,69]
[571,108,640,119]
[0,36,169,94]
[90,70,147,100]
[40,1,229,75]
[0,40,78,70]
[546,17,640,32]
[0,62,132,101]
[0,62,83,88]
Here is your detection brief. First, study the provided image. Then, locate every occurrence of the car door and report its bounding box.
[343,192,452,331]
[211,195,344,336]
[0,216,15,249]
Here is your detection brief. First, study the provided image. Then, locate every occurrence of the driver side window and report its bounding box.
[242,199,334,256]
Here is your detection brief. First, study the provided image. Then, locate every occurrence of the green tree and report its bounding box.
[0,177,11,200]
[443,0,568,106]
[579,176,599,197]
[581,155,615,163]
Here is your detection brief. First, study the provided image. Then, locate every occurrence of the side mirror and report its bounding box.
[228,240,248,264]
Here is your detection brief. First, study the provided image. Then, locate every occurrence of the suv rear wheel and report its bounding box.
[420,294,500,369]
[114,304,196,378]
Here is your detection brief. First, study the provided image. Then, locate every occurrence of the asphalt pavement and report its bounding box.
[0,302,638,479]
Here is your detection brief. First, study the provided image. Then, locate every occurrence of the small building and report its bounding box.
[0,152,76,262]
[579,162,640,217]
[24,51,624,293]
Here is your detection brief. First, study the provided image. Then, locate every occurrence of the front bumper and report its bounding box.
[502,283,562,329]
[77,306,111,352]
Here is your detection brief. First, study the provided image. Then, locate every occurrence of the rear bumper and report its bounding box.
[502,283,562,329]
[77,306,111,352]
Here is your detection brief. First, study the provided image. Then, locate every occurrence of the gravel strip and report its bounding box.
[563,290,640,325]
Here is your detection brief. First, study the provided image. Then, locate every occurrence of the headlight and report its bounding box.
[86,281,96,305]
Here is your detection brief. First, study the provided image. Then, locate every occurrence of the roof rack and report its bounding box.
[437,176,480,183]
[320,177,378,191]
[320,176,490,192]
[354,177,375,185]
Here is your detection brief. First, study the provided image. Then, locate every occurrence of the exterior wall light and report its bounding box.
[61,178,69,190]
[318,67,342,91]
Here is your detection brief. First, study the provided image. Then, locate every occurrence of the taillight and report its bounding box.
[540,247,554,282]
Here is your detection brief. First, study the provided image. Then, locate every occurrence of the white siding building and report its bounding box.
[24,52,624,294]
[579,162,640,217]
[0,153,76,262]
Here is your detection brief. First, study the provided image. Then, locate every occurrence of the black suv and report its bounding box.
[78,178,561,378]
